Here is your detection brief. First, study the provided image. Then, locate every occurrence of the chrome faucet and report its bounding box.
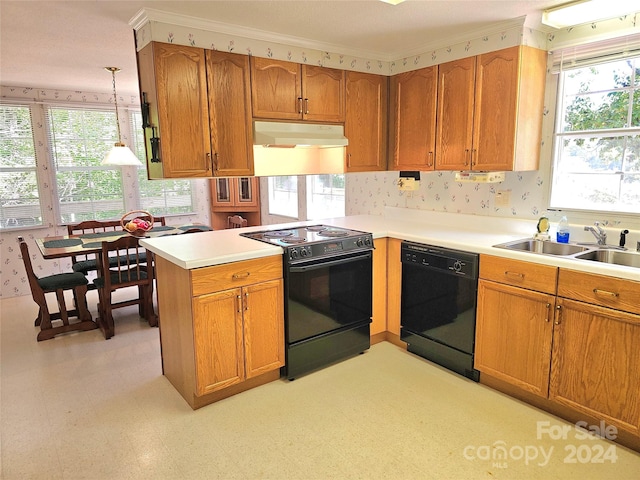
[584,222,607,245]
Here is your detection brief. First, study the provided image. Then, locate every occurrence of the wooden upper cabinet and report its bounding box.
[250,57,345,122]
[389,66,438,171]
[137,42,212,178]
[436,45,546,171]
[206,50,254,176]
[345,71,388,172]
[435,56,476,171]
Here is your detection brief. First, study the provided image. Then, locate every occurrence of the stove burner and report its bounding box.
[263,231,294,238]
[280,236,306,244]
[317,229,348,238]
[305,226,327,232]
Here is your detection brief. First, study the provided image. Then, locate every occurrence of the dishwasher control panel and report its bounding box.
[401,241,479,278]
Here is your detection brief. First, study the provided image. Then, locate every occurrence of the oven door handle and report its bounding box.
[289,251,372,272]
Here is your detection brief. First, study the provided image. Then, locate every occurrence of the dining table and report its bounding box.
[36,224,212,260]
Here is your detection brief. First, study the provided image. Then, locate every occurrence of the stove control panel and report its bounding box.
[287,235,373,261]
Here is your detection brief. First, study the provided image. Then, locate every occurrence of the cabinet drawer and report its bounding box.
[191,256,283,296]
[558,269,640,315]
[480,254,557,294]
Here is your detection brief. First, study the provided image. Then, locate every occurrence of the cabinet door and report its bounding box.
[390,66,438,171]
[242,279,285,378]
[211,178,233,208]
[472,47,519,171]
[206,50,254,176]
[475,280,555,397]
[143,43,212,178]
[251,57,302,120]
[345,72,388,172]
[193,289,245,395]
[435,57,475,171]
[235,177,259,208]
[302,65,345,122]
[550,298,640,436]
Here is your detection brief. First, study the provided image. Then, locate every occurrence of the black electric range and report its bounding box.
[241,225,374,379]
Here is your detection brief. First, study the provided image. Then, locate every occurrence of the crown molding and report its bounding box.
[130,8,531,64]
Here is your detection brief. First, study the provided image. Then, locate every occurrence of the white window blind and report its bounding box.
[550,33,640,73]
[0,104,43,229]
[48,106,125,223]
[130,112,194,216]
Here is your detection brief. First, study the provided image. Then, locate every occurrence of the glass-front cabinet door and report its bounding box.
[213,178,232,205]
[237,177,257,206]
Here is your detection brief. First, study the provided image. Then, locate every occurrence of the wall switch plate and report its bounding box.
[495,189,511,208]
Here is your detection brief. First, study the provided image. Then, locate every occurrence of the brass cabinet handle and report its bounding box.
[504,271,525,280]
[471,149,477,167]
[427,151,434,167]
[593,288,619,298]
[236,294,242,313]
[555,304,561,325]
[297,97,303,114]
[464,149,470,166]
[232,272,251,279]
[545,302,551,322]
[244,291,249,311]
[304,98,309,115]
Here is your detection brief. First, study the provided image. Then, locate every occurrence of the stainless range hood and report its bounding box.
[253,121,348,176]
[253,121,348,148]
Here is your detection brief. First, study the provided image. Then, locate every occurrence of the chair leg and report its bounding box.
[100,290,115,340]
[55,290,70,326]
[143,285,157,327]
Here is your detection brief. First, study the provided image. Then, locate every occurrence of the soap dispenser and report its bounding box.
[556,216,570,243]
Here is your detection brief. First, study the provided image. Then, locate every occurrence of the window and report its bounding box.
[550,55,640,214]
[0,104,43,229]
[48,107,125,223]
[268,176,298,218]
[306,174,345,219]
[130,112,194,216]
[267,174,345,221]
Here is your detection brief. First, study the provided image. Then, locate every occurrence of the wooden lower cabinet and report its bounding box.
[475,280,555,397]
[550,283,640,437]
[193,279,284,395]
[477,255,640,444]
[155,255,284,409]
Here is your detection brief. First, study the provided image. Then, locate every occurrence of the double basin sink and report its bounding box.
[494,238,640,269]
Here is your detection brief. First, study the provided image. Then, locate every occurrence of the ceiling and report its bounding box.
[0,0,569,98]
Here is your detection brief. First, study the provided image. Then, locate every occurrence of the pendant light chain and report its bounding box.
[107,67,124,145]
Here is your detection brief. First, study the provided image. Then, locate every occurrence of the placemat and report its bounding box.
[79,231,126,240]
[43,238,83,248]
[178,225,212,231]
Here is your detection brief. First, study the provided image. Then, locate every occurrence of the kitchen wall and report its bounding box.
[2,12,638,299]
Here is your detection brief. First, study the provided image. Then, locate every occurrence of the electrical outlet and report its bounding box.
[495,189,511,208]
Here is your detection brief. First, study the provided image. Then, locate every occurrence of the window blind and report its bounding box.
[550,33,640,73]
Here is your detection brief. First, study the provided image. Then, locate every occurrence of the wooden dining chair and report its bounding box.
[18,237,97,341]
[227,215,248,228]
[67,220,124,277]
[93,235,157,339]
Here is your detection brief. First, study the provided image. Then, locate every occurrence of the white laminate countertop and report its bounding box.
[140,210,640,282]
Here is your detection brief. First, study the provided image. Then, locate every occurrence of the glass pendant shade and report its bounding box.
[102,142,143,166]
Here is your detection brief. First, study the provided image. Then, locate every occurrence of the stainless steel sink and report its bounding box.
[574,249,640,268]
[494,239,591,256]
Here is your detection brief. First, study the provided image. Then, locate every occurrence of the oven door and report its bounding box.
[286,250,373,345]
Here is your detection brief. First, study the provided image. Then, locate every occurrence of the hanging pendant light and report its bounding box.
[101,67,143,167]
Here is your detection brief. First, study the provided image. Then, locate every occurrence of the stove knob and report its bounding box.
[356,238,364,247]
[364,237,372,246]
[290,250,299,260]
[300,248,309,257]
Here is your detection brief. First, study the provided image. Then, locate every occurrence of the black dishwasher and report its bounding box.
[400,241,480,381]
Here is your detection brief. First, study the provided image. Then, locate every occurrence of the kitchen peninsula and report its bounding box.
[141,209,640,451]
